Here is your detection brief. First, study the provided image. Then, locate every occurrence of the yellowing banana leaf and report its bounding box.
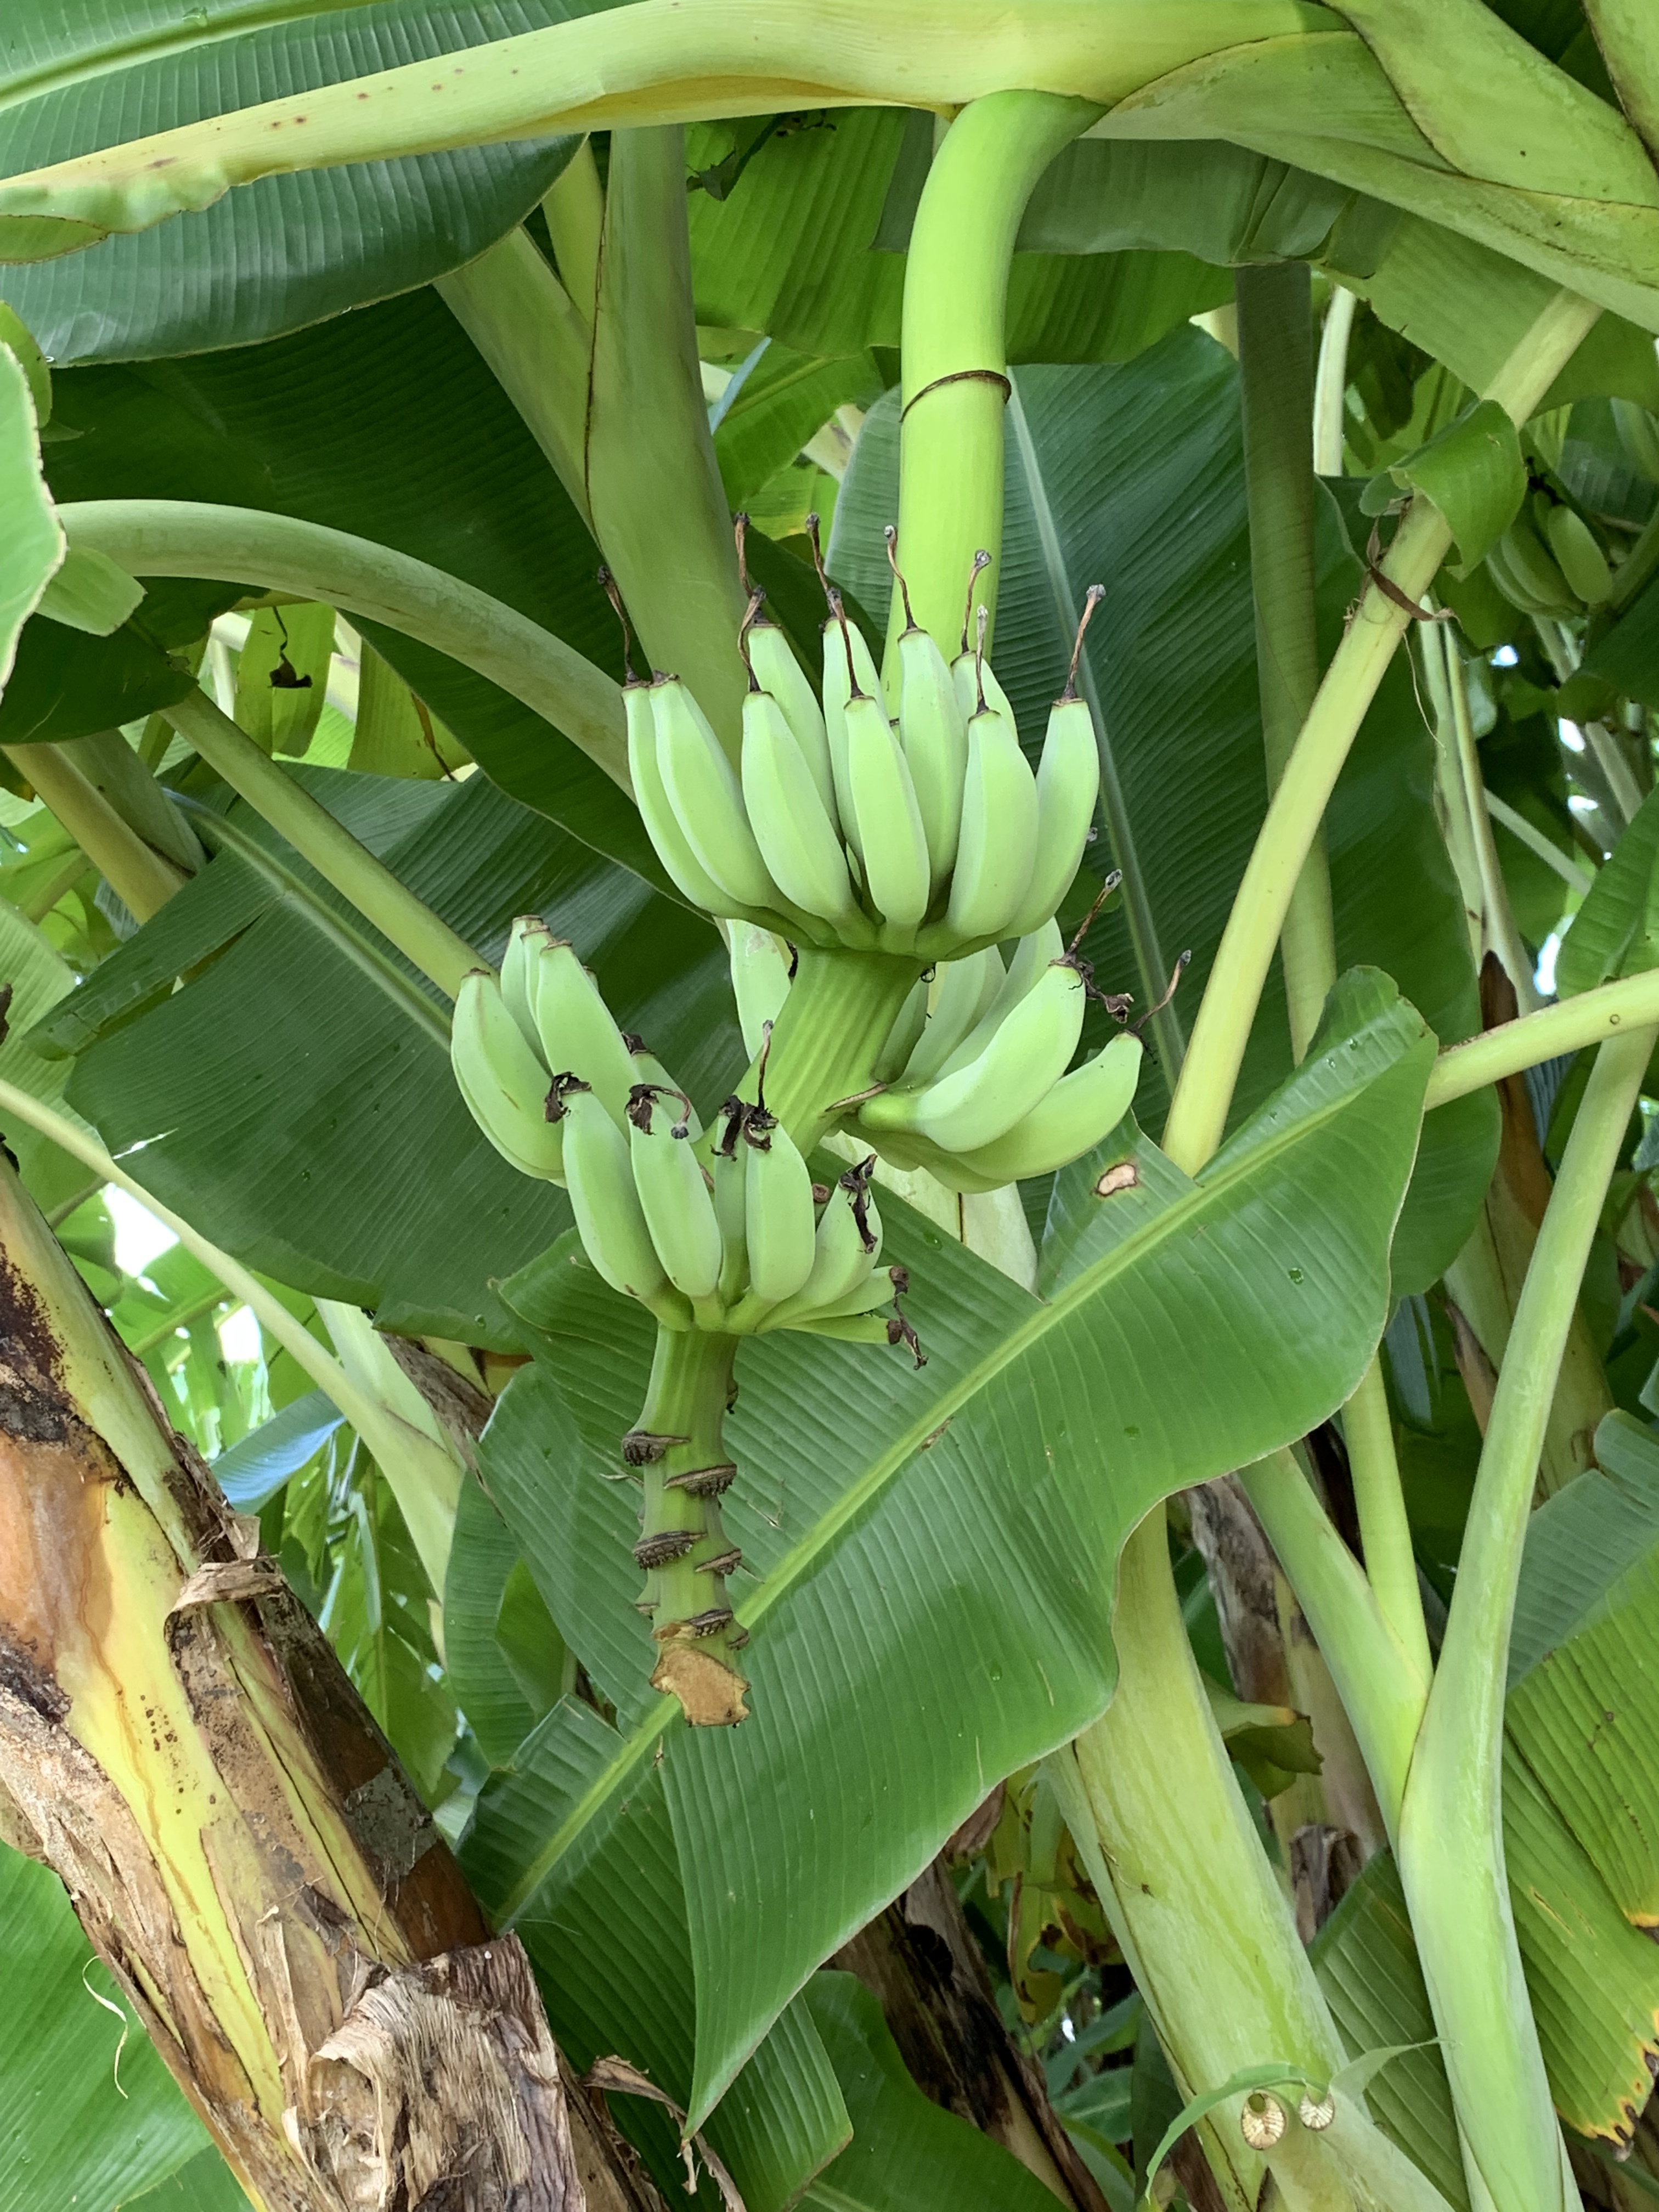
[473,967,1431,2128]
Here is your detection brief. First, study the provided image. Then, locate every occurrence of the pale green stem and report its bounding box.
[1342,1361,1434,1688]
[1483,792,1592,897]
[1419,620,1487,966]
[544,136,605,323]
[1441,622,1541,1012]
[586,127,749,750]
[0,1075,462,1589]
[1235,258,1335,1063]
[161,687,483,1001]
[1161,289,1602,1173]
[1427,966,1659,1107]
[1400,1025,1653,2212]
[4,741,187,920]
[1312,286,1357,477]
[436,227,595,526]
[59,499,628,789]
[1235,256,1430,1779]
[1239,1449,1429,1838]
[891,91,1099,659]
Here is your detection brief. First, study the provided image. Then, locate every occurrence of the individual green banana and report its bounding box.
[1483,533,1558,617]
[885,531,968,884]
[899,948,1006,1087]
[709,1099,750,1305]
[740,684,862,934]
[843,690,932,936]
[861,953,1086,1153]
[748,614,836,818]
[742,1108,818,1306]
[876,974,930,1081]
[628,1039,703,1138]
[924,923,1062,1089]
[1497,511,1578,613]
[1007,590,1106,939]
[499,912,550,1045]
[821,602,882,862]
[735,514,838,816]
[627,1085,724,1304]
[625,679,733,915]
[943,627,1040,949]
[1543,502,1611,605]
[727,924,792,1058]
[930,1030,1143,1187]
[652,673,784,913]
[450,970,566,1181]
[558,1082,675,1310]
[526,934,639,1127]
[1613,399,1659,486]
[764,1159,883,1327]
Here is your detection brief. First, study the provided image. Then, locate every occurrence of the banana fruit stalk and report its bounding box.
[617,519,1107,960]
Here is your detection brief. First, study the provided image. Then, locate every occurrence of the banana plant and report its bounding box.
[5,5,1659,2211]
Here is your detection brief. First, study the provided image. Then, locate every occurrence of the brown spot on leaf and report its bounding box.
[1093,1161,1139,1199]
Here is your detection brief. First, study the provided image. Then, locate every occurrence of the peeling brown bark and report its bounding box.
[833,1859,1110,2212]
[0,1159,658,2212]
[1186,1477,1386,1872]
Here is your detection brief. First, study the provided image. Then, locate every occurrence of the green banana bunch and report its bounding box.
[613,529,1107,963]
[1485,504,1579,615]
[450,968,567,1181]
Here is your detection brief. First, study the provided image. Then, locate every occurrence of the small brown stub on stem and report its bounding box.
[959,548,992,656]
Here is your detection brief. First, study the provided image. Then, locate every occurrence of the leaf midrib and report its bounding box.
[495,1033,1414,1927]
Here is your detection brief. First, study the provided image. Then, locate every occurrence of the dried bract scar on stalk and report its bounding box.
[618,518,1108,960]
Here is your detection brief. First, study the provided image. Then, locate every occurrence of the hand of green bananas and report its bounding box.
[1482,487,1612,617]
[450,908,1154,1337]
[628,527,1105,960]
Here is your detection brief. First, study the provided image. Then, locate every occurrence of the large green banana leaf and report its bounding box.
[37,291,651,873]
[0,0,593,362]
[830,335,1495,1295]
[468,966,1431,2127]
[42,766,739,1339]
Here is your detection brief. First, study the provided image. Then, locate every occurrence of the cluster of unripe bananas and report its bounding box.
[623,528,1103,958]
[451,918,921,1353]
[1484,487,1611,616]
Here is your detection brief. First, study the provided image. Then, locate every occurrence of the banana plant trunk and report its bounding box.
[0,1155,657,2212]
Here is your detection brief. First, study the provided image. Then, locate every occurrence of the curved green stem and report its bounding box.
[1342,1360,1434,1686]
[1161,289,1602,1173]
[890,91,1099,659]
[161,687,483,1001]
[1236,259,1334,1061]
[1427,965,1659,1107]
[1312,286,1357,478]
[58,499,627,789]
[5,741,187,920]
[1399,1025,1653,2212]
